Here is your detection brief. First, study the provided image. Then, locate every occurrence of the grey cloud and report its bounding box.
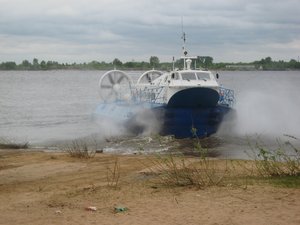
[0,0,299,63]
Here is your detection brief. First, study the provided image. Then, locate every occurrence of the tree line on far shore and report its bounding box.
[1,56,300,71]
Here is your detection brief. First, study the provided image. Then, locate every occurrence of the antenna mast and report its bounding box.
[181,17,187,55]
[181,17,188,69]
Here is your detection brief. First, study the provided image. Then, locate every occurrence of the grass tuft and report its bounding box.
[64,139,96,158]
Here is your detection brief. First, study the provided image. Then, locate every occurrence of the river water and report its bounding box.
[1,70,300,157]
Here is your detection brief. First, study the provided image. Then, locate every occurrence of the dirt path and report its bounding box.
[0,150,299,225]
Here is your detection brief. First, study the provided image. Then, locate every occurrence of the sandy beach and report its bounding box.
[0,149,299,225]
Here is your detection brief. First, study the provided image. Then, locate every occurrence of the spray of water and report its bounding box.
[93,116,126,138]
[220,77,300,139]
[129,108,161,136]
[93,103,161,141]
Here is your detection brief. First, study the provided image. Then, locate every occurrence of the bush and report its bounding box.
[0,138,29,149]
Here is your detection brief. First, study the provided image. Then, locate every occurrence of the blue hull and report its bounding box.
[158,87,232,137]
[158,105,232,138]
[95,101,234,138]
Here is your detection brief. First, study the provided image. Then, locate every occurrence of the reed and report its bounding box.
[0,137,29,149]
[248,135,300,177]
[64,139,96,158]
[106,157,121,189]
[145,128,229,188]
[144,131,300,189]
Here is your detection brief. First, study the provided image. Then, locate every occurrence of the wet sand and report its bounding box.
[0,149,299,225]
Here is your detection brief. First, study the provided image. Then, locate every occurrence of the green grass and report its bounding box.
[267,175,300,188]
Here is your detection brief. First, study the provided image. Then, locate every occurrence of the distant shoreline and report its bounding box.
[1,68,300,72]
[1,56,300,71]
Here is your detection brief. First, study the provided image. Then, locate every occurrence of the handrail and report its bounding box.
[218,87,235,107]
[116,84,235,108]
[131,86,165,104]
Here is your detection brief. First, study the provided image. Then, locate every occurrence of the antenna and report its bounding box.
[181,16,187,55]
[172,56,175,71]
[180,17,196,70]
[181,16,188,69]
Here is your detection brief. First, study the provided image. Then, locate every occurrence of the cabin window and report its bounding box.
[196,72,210,80]
[181,72,196,80]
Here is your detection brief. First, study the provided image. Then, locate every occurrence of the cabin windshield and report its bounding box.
[196,72,211,80]
[181,72,196,80]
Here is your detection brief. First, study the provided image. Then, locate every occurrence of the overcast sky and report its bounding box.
[0,0,299,63]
